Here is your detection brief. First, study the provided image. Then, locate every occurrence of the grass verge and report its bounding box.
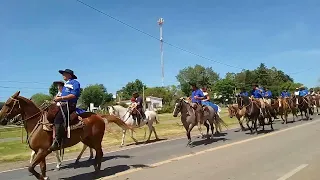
[0,110,238,163]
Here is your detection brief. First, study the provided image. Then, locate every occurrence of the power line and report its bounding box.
[0,80,48,84]
[75,0,243,70]
[0,86,48,90]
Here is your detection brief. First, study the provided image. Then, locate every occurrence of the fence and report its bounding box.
[0,125,26,143]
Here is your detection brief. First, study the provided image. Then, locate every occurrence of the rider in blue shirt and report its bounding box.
[190,82,205,104]
[281,90,291,98]
[299,87,309,97]
[50,69,80,151]
[239,88,248,96]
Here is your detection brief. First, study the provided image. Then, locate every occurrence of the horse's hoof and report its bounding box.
[44,176,50,180]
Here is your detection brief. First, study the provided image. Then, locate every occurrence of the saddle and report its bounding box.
[42,104,85,132]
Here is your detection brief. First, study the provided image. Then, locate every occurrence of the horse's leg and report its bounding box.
[203,121,210,138]
[28,149,51,180]
[238,117,245,131]
[120,129,127,147]
[30,150,36,163]
[39,160,47,179]
[209,121,214,139]
[197,121,204,138]
[55,150,62,170]
[246,119,252,134]
[254,118,259,134]
[93,145,103,172]
[130,129,138,144]
[145,124,153,143]
[187,123,196,146]
[75,144,88,164]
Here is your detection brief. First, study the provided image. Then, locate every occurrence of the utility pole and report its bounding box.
[158,18,164,87]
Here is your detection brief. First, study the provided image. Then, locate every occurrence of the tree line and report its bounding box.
[1,63,319,113]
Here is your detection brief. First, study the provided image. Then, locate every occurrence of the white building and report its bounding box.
[145,96,163,111]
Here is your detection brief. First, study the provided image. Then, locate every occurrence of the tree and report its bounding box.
[212,78,236,103]
[117,79,147,100]
[49,83,58,97]
[80,84,113,108]
[176,64,220,96]
[31,93,52,106]
[0,102,4,109]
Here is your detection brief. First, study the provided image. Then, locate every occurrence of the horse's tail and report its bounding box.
[100,114,134,131]
[215,115,229,130]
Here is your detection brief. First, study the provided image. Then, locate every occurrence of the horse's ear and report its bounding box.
[12,91,20,97]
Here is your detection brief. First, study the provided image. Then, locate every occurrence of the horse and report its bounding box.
[310,95,320,115]
[227,104,247,131]
[277,97,298,124]
[294,95,313,120]
[237,95,274,134]
[0,91,106,180]
[107,105,159,146]
[172,97,226,146]
[29,113,132,171]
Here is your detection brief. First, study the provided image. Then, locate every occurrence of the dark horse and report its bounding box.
[236,95,274,134]
[0,91,106,180]
[293,95,313,120]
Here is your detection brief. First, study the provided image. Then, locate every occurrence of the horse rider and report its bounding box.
[201,87,221,116]
[281,89,291,98]
[239,88,248,96]
[309,88,316,96]
[264,87,272,105]
[52,81,65,140]
[50,69,81,151]
[130,92,146,126]
[298,86,310,106]
[190,82,205,104]
[53,81,64,97]
[251,84,266,116]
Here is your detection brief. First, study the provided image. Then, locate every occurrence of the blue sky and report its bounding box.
[1,0,320,101]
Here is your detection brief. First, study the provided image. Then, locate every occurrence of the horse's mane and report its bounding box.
[240,95,250,105]
[17,96,41,111]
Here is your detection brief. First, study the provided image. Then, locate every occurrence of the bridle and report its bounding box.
[3,97,44,122]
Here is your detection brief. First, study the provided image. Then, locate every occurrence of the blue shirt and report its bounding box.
[299,90,308,97]
[61,79,81,103]
[281,91,290,98]
[191,89,205,104]
[265,90,272,98]
[252,89,263,98]
[240,92,248,96]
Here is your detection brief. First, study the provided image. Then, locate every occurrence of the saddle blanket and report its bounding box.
[202,101,220,112]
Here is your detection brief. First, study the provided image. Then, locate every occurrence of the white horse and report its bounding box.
[107,105,159,146]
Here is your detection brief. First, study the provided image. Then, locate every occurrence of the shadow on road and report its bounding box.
[191,137,228,147]
[126,138,168,146]
[50,155,132,171]
[60,164,149,180]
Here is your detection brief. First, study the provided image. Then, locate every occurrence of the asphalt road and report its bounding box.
[0,116,319,180]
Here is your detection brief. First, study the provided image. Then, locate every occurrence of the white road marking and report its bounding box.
[277,164,308,180]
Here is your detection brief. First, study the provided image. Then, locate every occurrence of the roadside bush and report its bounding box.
[157,104,174,114]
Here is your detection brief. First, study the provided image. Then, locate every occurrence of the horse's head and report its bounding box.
[173,97,186,117]
[0,91,21,125]
[227,104,237,118]
[236,95,245,109]
[107,106,116,115]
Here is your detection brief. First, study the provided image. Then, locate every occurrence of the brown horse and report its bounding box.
[277,97,298,124]
[227,104,246,131]
[310,95,320,115]
[0,91,106,180]
[236,95,274,134]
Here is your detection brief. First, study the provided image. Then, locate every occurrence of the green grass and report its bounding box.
[0,127,26,139]
[0,109,239,163]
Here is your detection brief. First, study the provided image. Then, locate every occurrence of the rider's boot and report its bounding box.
[49,124,63,151]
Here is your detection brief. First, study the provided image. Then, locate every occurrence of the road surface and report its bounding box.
[0,116,319,180]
